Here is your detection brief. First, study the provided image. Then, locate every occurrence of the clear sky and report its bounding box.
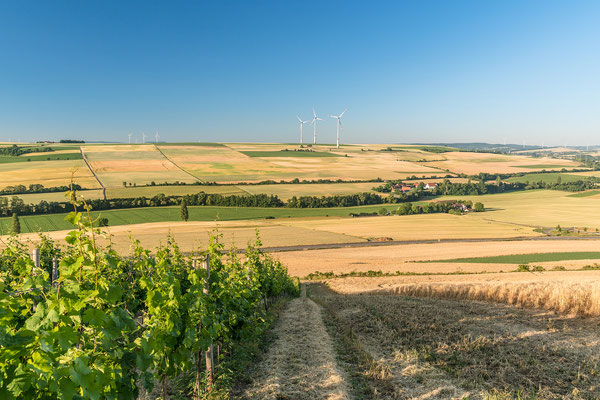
[0,1,598,145]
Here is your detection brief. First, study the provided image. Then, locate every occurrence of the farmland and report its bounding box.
[1,141,600,399]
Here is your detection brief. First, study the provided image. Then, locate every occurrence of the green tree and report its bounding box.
[473,202,485,212]
[180,199,189,222]
[11,212,20,234]
[557,176,562,184]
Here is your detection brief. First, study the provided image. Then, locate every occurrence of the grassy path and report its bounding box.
[309,283,600,399]
[239,287,350,400]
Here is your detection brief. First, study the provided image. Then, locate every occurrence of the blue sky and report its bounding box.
[0,1,598,145]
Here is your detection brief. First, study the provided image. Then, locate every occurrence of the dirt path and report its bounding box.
[309,283,600,399]
[240,287,350,400]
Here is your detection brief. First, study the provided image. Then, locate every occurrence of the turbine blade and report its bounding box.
[329,115,336,118]
[313,107,316,117]
[297,115,302,122]
[340,108,347,117]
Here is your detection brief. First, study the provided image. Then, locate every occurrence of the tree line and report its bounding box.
[0,144,53,157]
[0,183,82,196]
[0,191,387,217]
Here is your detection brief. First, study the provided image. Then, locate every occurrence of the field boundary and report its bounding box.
[153,144,207,183]
[80,147,106,199]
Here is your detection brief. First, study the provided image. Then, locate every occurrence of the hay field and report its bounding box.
[105,184,247,198]
[434,189,600,229]
[276,239,600,277]
[83,144,198,187]
[0,160,100,189]
[277,213,540,242]
[422,151,582,174]
[8,219,364,254]
[240,182,378,200]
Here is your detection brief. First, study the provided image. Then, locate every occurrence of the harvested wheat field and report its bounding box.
[306,282,600,399]
[237,289,350,400]
[276,239,600,277]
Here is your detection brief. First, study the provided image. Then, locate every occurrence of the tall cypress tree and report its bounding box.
[180,199,189,222]
[12,213,20,234]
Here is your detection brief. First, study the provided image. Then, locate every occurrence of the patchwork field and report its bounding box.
[83,144,198,187]
[421,151,582,174]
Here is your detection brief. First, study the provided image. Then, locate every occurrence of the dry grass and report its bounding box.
[309,282,600,399]
[240,293,350,400]
[324,271,600,317]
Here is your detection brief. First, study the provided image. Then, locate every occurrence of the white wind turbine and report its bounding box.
[155,132,159,143]
[297,116,310,145]
[328,109,347,149]
[128,133,132,144]
[142,133,147,144]
[311,108,323,144]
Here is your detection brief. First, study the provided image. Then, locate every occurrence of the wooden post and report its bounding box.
[203,255,214,390]
[52,257,58,287]
[193,258,201,400]
[32,248,40,269]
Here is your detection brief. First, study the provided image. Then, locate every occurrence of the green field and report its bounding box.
[431,252,600,264]
[0,153,83,163]
[506,172,591,184]
[0,204,393,234]
[568,190,600,198]
[241,150,343,158]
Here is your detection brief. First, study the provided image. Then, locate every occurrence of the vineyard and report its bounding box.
[0,192,299,399]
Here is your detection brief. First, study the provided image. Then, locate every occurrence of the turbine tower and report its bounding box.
[297,116,310,145]
[328,109,347,149]
[142,133,147,144]
[128,133,132,144]
[155,132,159,143]
[311,108,322,144]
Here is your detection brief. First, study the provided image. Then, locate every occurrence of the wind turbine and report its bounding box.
[328,109,347,149]
[142,133,147,144]
[128,133,132,144]
[155,132,159,143]
[297,116,310,145]
[311,108,323,144]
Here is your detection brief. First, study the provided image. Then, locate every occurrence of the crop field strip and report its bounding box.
[427,251,600,264]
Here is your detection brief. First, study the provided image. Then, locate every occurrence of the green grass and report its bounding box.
[567,190,600,198]
[241,150,343,158]
[506,173,590,184]
[1,204,394,234]
[515,164,576,170]
[430,252,600,264]
[0,153,83,164]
